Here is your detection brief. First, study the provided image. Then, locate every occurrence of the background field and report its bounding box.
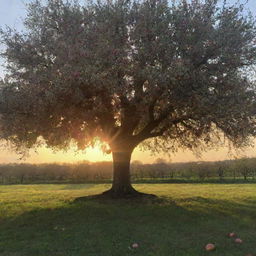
[0,184,256,256]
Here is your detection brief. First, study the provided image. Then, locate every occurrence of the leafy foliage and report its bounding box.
[0,0,256,155]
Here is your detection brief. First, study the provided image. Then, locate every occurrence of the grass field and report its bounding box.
[0,184,256,256]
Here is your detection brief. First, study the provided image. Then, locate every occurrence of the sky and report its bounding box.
[0,0,255,164]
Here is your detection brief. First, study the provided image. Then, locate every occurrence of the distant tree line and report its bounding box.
[131,158,256,182]
[1,157,256,184]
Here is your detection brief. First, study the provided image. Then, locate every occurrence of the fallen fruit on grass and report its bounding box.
[131,243,139,248]
[228,232,237,238]
[235,238,243,244]
[205,243,216,251]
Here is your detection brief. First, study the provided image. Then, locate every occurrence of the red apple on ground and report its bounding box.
[235,238,243,244]
[228,232,237,238]
[131,243,139,248]
[205,243,216,251]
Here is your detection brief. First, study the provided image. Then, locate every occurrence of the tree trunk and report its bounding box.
[74,146,157,201]
[102,150,141,197]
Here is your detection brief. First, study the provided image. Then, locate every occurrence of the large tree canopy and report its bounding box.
[0,0,256,197]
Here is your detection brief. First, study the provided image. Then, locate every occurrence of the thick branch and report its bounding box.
[137,106,174,137]
[148,98,158,121]
[134,115,192,143]
[119,95,141,136]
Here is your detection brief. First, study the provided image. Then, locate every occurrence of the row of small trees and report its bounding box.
[132,158,256,181]
[0,157,256,184]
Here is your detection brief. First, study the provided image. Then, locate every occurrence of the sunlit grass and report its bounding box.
[0,184,256,256]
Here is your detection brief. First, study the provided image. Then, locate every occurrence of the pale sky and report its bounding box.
[0,0,255,164]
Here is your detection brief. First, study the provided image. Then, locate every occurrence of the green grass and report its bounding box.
[0,184,256,256]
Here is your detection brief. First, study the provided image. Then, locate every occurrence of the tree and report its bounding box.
[0,0,256,197]
[154,158,169,178]
[215,161,227,181]
[235,157,253,180]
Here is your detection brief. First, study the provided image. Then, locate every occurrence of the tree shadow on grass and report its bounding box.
[0,197,256,256]
[73,191,160,203]
[176,196,256,222]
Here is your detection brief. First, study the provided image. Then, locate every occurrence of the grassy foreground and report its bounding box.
[0,184,256,256]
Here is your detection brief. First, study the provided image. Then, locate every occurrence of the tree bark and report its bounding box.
[96,137,157,199]
[111,151,134,192]
[102,149,140,197]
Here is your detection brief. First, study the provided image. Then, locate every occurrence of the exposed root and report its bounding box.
[74,188,157,202]
[101,188,157,199]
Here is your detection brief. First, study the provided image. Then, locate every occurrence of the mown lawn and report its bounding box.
[0,184,256,256]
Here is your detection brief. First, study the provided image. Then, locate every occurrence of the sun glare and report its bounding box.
[1,141,256,164]
[38,145,113,163]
